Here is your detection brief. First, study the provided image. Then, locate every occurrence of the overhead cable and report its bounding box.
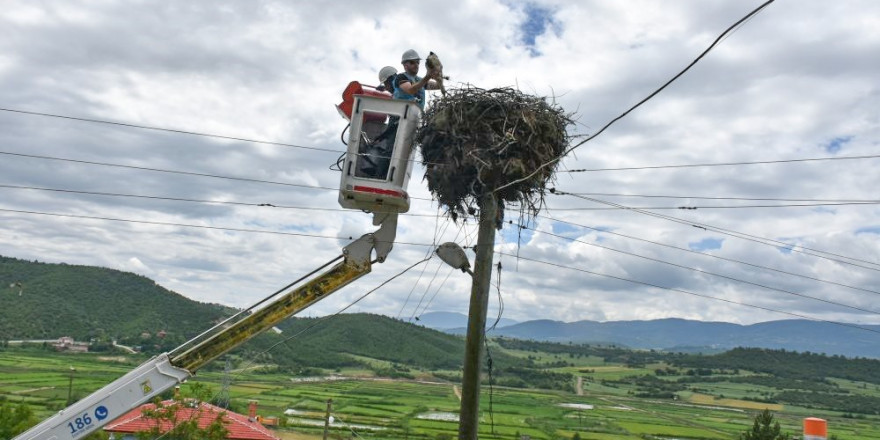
[552,190,880,272]
[0,150,335,190]
[0,184,438,215]
[545,201,880,210]
[496,251,880,336]
[0,151,436,201]
[0,107,430,166]
[0,207,439,247]
[0,107,342,154]
[493,0,777,194]
[561,154,880,173]
[537,213,880,297]
[511,221,880,315]
[557,192,880,203]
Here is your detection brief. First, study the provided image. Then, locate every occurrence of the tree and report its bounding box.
[0,401,39,438]
[740,409,791,440]
[135,400,228,440]
[135,383,228,440]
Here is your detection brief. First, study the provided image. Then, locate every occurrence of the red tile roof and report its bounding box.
[104,399,279,440]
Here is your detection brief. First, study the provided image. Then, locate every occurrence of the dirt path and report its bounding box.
[12,386,55,394]
[576,376,584,396]
[453,385,461,401]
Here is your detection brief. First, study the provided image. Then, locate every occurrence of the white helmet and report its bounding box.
[378,66,397,83]
[401,49,421,63]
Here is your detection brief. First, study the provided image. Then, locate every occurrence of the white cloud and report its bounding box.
[1,0,879,332]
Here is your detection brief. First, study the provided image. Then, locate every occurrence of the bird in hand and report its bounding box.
[425,51,447,96]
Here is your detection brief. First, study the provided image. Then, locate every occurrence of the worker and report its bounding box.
[392,49,440,110]
[358,67,401,179]
[377,66,397,92]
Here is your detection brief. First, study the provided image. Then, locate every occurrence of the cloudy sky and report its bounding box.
[1,0,879,331]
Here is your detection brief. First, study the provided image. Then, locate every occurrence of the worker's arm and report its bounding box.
[399,70,439,94]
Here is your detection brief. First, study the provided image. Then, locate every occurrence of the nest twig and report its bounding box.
[418,85,574,224]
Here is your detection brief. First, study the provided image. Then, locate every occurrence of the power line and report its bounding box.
[536,213,880,297]
[184,255,433,437]
[0,107,342,154]
[0,151,436,201]
[493,0,777,195]
[0,183,440,216]
[8,106,872,180]
[6,168,877,302]
[408,262,450,323]
[414,267,456,320]
[545,201,880,210]
[557,192,880,203]
[396,219,463,320]
[495,251,880,336]
[0,107,435,167]
[0,150,336,190]
[510,221,880,316]
[0,207,438,247]
[228,256,433,381]
[561,154,880,173]
[552,190,880,272]
[7,106,874,178]
[7,201,877,334]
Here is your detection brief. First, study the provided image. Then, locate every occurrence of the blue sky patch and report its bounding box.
[856,226,880,235]
[774,237,801,254]
[688,237,723,251]
[551,221,580,236]
[824,135,853,153]
[776,245,794,254]
[501,218,535,244]
[518,4,560,56]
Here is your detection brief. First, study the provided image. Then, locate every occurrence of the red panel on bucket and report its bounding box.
[352,185,407,198]
[337,81,391,120]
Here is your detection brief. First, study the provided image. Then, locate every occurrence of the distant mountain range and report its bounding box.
[414,311,519,330]
[419,312,880,359]
[5,254,879,360]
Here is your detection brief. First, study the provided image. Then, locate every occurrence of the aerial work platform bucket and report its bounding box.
[338,95,421,214]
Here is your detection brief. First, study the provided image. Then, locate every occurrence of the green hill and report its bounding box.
[0,255,234,345]
[233,313,526,374]
[0,255,530,379]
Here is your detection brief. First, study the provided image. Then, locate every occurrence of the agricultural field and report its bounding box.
[3,348,880,439]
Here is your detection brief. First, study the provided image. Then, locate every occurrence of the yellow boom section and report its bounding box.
[171,259,369,372]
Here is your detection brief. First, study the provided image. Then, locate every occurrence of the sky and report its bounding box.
[1,0,879,330]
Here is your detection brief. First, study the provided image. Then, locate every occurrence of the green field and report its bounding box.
[3,348,880,439]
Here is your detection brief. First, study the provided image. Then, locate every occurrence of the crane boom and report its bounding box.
[14,214,397,440]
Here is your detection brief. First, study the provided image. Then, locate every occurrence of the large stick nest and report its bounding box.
[417,86,574,223]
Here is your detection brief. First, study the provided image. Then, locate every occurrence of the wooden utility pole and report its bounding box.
[66,366,75,406]
[323,398,332,440]
[458,193,497,440]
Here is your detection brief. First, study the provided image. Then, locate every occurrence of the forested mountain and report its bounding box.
[230,314,528,375]
[0,256,524,377]
[0,255,234,344]
[674,347,880,384]
[272,314,476,369]
[440,315,880,359]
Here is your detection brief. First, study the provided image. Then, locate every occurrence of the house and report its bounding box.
[104,399,280,440]
[53,336,89,353]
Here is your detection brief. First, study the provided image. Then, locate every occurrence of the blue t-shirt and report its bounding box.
[392,72,425,109]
